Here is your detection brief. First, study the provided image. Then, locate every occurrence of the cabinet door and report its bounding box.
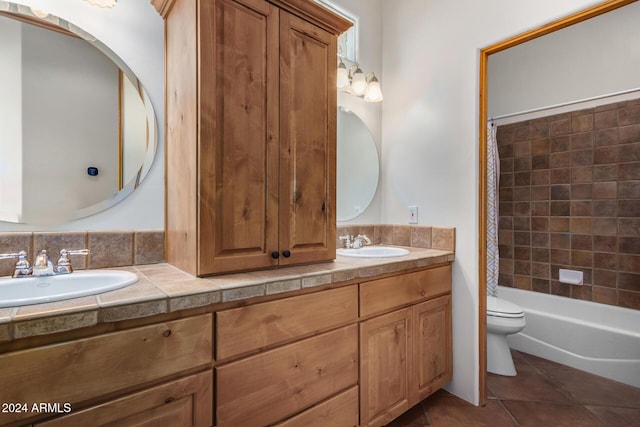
[199,0,280,275]
[360,308,412,427]
[279,12,337,265]
[35,371,213,427]
[412,295,452,405]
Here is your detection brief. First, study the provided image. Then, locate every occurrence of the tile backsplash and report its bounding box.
[336,224,456,252]
[0,230,165,276]
[1,226,454,278]
[496,98,640,310]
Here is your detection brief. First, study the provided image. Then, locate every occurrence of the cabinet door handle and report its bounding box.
[271,251,280,259]
[283,250,291,258]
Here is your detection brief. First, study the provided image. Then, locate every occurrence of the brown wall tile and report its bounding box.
[497,100,640,310]
[593,200,617,217]
[618,272,640,291]
[594,128,618,147]
[618,218,640,236]
[572,115,593,133]
[593,269,617,288]
[618,142,640,162]
[618,182,640,199]
[0,233,33,277]
[595,287,623,306]
[592,182,617,199]
[431,227,455,251]
[134,231,164,264]
[392,225,411,246]
[619,124,640,144]
[571,132,593,149]
[619,290,640,310]
[410,226,432,248]
[593,165,618,182]
[619,105,640,126]
[88,232,134,269]
[594,109,617,130]
[550,135,571,152]
[593,235,617,252]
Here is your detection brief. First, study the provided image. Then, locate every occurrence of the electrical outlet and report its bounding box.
[408,205,418,224]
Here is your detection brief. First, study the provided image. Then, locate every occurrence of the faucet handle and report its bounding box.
[0,250,32,278]
[56,249,90,274]
[339,235,353,248]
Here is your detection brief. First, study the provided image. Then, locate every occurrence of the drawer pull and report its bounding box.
[165,397,175,404]
[283,250,291,258]
[163,329,172,337]
[271,251,280,259]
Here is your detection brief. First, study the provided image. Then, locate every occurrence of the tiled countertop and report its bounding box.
[0,246,454,342]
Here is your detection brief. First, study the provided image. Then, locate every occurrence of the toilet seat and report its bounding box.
[487,296,524,318]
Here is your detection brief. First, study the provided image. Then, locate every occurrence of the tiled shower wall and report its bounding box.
[497,99,640,310]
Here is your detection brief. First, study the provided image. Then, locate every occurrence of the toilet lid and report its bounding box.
[487,296,524,318]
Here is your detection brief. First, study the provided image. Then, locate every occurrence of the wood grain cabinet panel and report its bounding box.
[411,295,453,405]
[360,264,452,317]
[0,315,212,426]
[216,325,358,427]
[273,385,359,427]
[216,285,357,360]
[34,371,213,427]
[163,0,351,276]
[360,267,453,427]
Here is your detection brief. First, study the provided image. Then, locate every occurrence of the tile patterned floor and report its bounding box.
[386,350,640,427]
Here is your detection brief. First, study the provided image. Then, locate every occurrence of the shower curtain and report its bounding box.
[486,121,499,297]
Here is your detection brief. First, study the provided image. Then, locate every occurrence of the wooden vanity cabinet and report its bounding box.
[161,0,351,276]
[0,315,213,427]
[34,371,213,427]
[214,285,359,427]
[359,266,453,427]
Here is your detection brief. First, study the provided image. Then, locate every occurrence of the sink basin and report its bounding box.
[0,270,138,308]
[338,246,410,258]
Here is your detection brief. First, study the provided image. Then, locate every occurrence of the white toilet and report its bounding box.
[487,296,526,376]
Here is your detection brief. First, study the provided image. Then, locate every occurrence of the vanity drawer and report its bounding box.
[216,285,358,360]
[216,324,358,427]
[273,385,359,427]
[0,314,212,426]
[360,265,452,317]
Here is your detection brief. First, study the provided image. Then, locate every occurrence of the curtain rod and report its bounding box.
[490,87,640,121]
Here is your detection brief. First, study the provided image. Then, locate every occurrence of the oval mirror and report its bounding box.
[337,107,379,221]
[0,2,157,224]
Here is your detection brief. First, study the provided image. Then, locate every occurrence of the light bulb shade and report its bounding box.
[30,8,49,18]
[351,70,367,96]
[84,0,117,8]
[364,79,384,103]
[337,66,350,90]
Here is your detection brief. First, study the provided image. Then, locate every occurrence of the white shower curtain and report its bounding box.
[486,122,499,297]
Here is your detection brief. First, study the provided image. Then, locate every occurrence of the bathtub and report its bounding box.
[497,285,640,388]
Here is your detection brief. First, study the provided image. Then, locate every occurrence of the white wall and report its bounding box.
[489,1,640,118]
[0,0,163,231]
[328,0,384,225]
[381,0,603,405]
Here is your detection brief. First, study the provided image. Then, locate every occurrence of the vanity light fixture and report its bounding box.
[29,8,49,18]
[84,0,117,8]
[337,57,383,103]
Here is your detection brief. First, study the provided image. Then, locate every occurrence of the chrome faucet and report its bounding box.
[33,250,55,276]
[351,234,371,249]
[339,234,371,249]
[0,251,32,278]
[1,248,89,278]
[339,235,353,248]
[56,249,90,274]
